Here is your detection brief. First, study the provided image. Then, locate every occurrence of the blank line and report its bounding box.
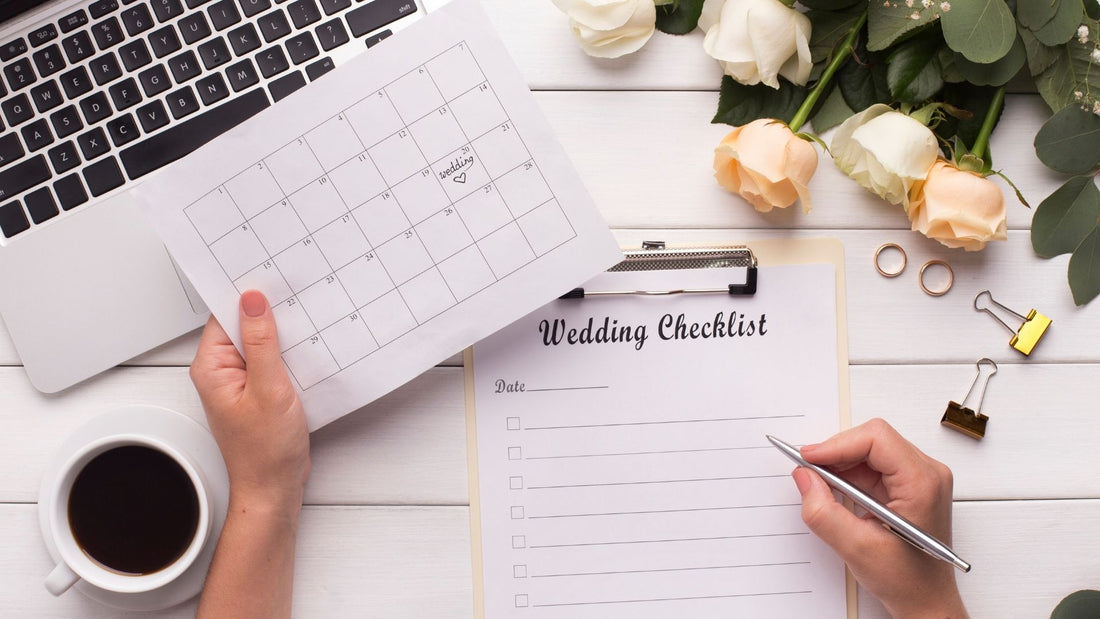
[532,561,810,578]
[528,503,800,519]
[527,474,787,490]
[525,385,609,392]
[532,590,812,607]
[526,445,772,460]
[530,531,808,549]
[524,414,803,431]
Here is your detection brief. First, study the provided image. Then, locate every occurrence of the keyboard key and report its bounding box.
[149,26,182,57]
[228,23,260,55]
[268,69,304,102]
[32,44,66,77]
[24,186,58,223]
[61,31,94,63]
[108,77,142,109]
[151,0,184,22]
[284,32,317,64]
[89,0,120,19]
[77,126,110,159]
[238,0,270,17]
[0,133,24,168]
[120,87,267,178]
[224,58,258,91]
[195,72,229,104]
[168,50,201,82]
[318,0,349,16]
[257,10,291,42]
[179,13,212,44]
[315,19,347,51]
[119,39,152,71]
[50,105,83,138]
[79,92,112,124]
[139,64,170,96]
[4,58,36,91]
[90,53,123,85]
[83,156,124,195]
[186,0,213,8]
[255,46,287,77]
[346,0,415,38]
[364,28,391,47]
[0,154,50,202]
[198,36,230,69]
[54,173,88,210]
[21,118,53,151]
[107,113,140,146]
[30,80,63,113]
[92,17,125,50]
[121,4,155,36]
[1,93,33,126]
[288,0,321,28]
[0,38,27,61]
[207,0,241,30]
[48,140,81,173]
[29,24,58,48]
[166,85,199,118]
[135,99,168,131]
[59,9,90,33]
[0,200,29,237]
[59,66,92,98]
[305,56,333,81]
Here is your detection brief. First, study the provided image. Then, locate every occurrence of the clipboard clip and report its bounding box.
[560,241,758,299]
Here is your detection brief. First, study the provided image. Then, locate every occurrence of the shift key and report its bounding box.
[346,0,416,38]
[0,154,50,200]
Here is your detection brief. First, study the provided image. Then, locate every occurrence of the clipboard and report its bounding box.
[464,237,853,618]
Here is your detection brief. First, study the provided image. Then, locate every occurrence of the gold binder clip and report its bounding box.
[941,358,998,440]
[973,290,1052,356]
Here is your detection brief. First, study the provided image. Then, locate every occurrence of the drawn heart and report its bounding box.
[453,172,467,184]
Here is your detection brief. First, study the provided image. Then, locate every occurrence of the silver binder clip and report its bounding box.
[941,358,997,440]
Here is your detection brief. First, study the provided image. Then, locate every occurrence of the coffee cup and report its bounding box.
[42,434,212,596]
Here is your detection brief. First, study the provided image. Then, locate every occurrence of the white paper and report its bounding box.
[472,264,848,617]
[137,0,621,430]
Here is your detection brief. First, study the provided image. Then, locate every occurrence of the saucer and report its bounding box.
[38,405,230,612]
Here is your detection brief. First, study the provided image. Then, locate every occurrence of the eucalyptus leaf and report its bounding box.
[941,0,1016,63]
[1031,176,1100,257]
[1017,0,1060,30]
[1051,590,1100,618]
[712,75,807,126]
[810,86,855,133]
[799,0,862,9]
[1069,226,1100,305]
[808,7,864,65]
[838,43,891,112]
[938,47,965,82]
[1034,103,1100,174]
[1035,21,1100,112]
[1020,26,1061,76]
[1031,0,1085,46]
[1087,1,1100,19]
[655,0,704,35]
[886,34,945,102]
[953,34,1027,86]
[867,0,939,51]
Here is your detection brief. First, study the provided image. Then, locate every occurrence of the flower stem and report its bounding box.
[970,85,1005,162]
[788,12,867,133]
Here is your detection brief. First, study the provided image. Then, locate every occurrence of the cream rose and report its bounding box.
[552,0,656,59]
[713,119,818,213]
[907,160,1007,251]
[698,0,813,88]
[830,104,939,207]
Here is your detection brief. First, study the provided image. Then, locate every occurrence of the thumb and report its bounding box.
[793,467,875,563]
[238,290,286,388]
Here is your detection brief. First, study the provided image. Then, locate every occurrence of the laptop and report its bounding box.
[0,0,433,392]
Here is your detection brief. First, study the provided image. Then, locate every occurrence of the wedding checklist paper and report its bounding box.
[137,0,621,430]
[470,261,849,617]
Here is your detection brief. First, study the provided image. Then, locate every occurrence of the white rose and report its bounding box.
[830,104,939,207]
[552,0,656,59]
[699,0,813,88]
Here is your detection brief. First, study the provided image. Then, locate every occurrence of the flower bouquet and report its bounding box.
[552,0,1100,305]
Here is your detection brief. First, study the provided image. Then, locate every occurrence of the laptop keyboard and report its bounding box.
[0,0,416,239]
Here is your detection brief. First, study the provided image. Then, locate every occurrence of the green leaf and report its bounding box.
[937,83,1002,157]
[938,47,966,82]
[1052,590,1100,618]
[838,41,892,112]
[1069,226,1100,305]
[808,7,864,65]
[1034,21,1100,112]
[886,33,945,102]
[1031,0,1085,46]
[1017,0,1061,30]
[1019,26,1062,76]
[799,0,862,9]
[941,0,1016,63]
[655,0,704,35]
[810,85,855,133]
[712,75,807,126]
[1034,103,1100,173]
[953,34,1027,86]
[867,1,939,51]
[1032,176,1100,257]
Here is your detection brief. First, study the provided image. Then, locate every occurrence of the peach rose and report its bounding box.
[713,119,818,213]
[907,160,1007,251]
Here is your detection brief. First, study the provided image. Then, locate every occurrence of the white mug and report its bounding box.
[42,434,212,596]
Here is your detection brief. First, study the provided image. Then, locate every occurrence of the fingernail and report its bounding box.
[241,290,267,318]
[792,468,812,496]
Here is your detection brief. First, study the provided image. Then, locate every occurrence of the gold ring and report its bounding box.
[919,260,954,297]
[874,243,906,278]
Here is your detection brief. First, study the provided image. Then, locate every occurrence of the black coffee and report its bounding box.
[67,445,200,575]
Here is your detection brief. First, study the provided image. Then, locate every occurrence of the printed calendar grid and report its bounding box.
[183,41,579,390]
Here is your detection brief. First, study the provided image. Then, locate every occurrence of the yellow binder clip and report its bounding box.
[973,290,1052,356]
[941,358,997,440]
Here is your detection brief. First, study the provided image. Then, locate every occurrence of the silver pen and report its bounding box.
[767,435,971,573]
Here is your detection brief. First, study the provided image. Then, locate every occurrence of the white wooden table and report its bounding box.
[4,1,1100,616]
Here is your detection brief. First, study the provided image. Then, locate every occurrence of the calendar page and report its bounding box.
[137,0,621,430]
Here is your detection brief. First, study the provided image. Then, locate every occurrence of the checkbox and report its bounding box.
[514,594,529,608]
[510,506,525,519]
[508,446,522,460]
[509,476,523,490]
[511,535,526,549]
[513,564,527,578]
[506,417,521,430]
